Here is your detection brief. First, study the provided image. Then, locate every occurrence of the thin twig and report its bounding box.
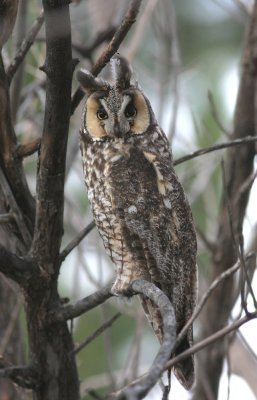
[53,285,113,322]
[59,220,95,262]
[174,136,257,166]
[175,254,255,350]
[7,9,44,82]
[73,313,121,355]
[71,0,142,114]
[165,312,257,373]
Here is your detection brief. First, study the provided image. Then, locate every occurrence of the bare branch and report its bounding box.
[174,136,257,166]
[165,312,257,373]
[16,138,41,159]
[7,10,44,82]
[71,0,142,114]
[109,280,176,400]
[175,253,255,351]
[0,244,34,285]
[59,220,95,262]
[73,313,121,355]
[54,285,113,321]
[0,364,38,389]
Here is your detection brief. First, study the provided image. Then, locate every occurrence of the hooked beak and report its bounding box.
[113,121,122,138]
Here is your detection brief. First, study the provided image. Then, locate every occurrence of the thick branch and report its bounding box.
[108,280,176,400]
[71,0,142,114]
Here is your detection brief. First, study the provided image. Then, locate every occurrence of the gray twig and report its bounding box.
[71,0,142,114]
[108,280,176,400]
[7,9,44,82]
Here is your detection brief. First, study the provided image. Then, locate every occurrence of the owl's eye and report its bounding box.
[125,102,137,118]
[97,109,108,120]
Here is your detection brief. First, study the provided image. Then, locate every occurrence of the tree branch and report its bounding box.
[59,220,95,262]
[31,1,73,271]
[174,135,257,166]
[108,280,176,400]
[71,0,142,114]
[175,253,255,352]
[0,244,34,285]
[7,9,44,83]
[0,364,39,389]
[15,138,41,159]
[165,312,257,373]
[73,312,121,355]
[53,285,113,321]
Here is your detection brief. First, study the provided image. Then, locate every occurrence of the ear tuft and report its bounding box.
[77,69,108,93]
[111,55,133,90]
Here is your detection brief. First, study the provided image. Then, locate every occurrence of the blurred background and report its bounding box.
[2,0,257,399]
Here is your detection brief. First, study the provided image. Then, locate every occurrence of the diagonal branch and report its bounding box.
[0,244,34,285]
[59,220,95,262]
[73,312,121,355]
[7,9,44,82]
[165,312,257,374]
[71,0,142,114]
[175,253,255,352]
[53,285,113,322]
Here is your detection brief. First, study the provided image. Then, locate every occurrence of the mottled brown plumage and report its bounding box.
[78,56,197,390]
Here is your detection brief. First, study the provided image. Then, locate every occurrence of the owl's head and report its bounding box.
[77,56,155,140]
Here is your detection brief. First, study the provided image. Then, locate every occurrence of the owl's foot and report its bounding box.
[111,276,132,296]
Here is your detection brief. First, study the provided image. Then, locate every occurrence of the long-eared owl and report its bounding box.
[78,56,197,390]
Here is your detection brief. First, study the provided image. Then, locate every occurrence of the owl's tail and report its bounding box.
[140,296,195,391]
[173,337,195,390]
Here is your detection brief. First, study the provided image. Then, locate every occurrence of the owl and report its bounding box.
[77,56,197,390]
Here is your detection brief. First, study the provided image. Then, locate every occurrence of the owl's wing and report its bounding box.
[109,145,197,390]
